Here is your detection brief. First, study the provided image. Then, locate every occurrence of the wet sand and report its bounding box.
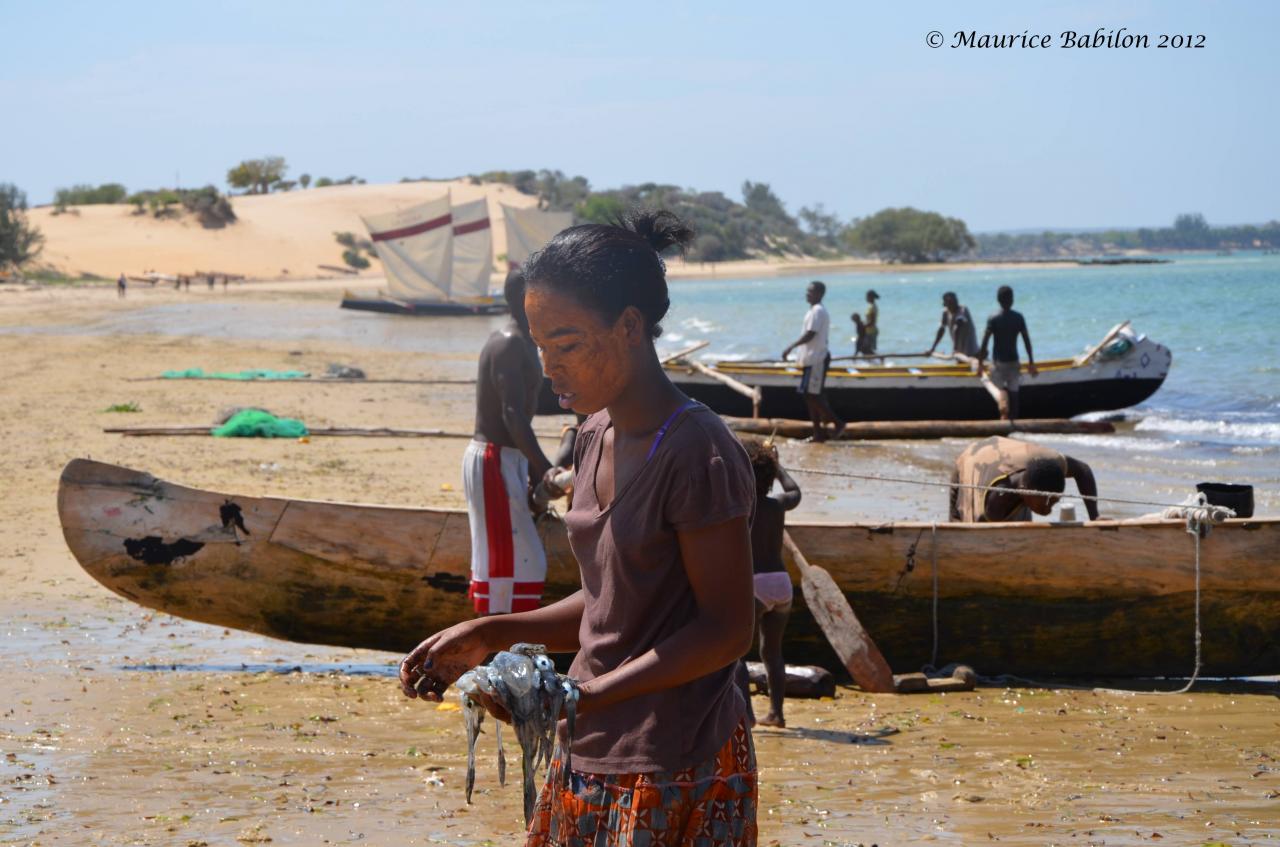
[2,284,1277,845]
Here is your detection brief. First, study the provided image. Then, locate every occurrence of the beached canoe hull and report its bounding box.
[538,329,1172,421]
[58,459,1279,678]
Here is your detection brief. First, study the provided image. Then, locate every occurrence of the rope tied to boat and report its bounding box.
[787,465,1244,513]
[791,467,1241,692]
[1161,494,1235,693]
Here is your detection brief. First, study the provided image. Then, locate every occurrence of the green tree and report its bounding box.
[742,181,788,220]
[0,184,44,271]
[1173,212,1210,248]
[575,194,627,224]
[342,249,370,270]
[845,207,975,263]
[226,156,288,194]
[314,176,334,188]
[54,183,128,207]
[797,204,842,241]
[298,173,311,189]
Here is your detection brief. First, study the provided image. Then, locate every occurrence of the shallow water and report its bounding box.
[7,253,1275,520]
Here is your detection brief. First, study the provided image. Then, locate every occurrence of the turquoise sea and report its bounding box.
[656,252,1280,519]
[12,251,1278,520]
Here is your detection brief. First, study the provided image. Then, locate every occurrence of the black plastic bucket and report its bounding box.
[1195,482,1254,518]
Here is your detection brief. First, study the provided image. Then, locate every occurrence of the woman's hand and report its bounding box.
[541,465,571,499]
[399,618,494,702]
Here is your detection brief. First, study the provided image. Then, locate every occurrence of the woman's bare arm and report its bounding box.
[775,465,802,511]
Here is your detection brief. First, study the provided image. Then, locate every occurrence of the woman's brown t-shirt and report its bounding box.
[563,404,755,773]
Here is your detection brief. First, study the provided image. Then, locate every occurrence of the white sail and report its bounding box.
[361,195,453,301]
[502,205,573,268]
[450,199,493,301]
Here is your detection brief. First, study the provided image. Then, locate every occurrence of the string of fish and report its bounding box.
[454,643,580,826]
[790,466,1236,694]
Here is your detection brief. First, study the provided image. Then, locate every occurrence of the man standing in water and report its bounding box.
[927,291,978,358]
[977,285,1037,420]
[782,281,845,442]
[463,268,553,615]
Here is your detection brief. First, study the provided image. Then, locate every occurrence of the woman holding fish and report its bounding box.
[400,210,759,847]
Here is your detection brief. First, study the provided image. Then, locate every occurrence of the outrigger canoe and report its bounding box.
[58,459,1279,678]
[538,323,1172,421]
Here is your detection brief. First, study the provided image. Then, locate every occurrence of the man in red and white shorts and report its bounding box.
[464,270,552,614]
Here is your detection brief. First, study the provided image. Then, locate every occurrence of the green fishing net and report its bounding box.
[162,368,310,380]
[212,409,309,438]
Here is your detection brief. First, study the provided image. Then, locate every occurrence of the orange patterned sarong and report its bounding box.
[525,720,758,847]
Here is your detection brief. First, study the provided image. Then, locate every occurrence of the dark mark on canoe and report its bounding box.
[123,536,205,565]
[220,499,250,537]
[422,572,468,594]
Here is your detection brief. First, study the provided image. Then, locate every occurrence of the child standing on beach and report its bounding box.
[400,211,759,847]
[738,438,801,728]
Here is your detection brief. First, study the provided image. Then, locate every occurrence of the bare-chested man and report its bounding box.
[950,436,1100,522]
[462,268,553,615]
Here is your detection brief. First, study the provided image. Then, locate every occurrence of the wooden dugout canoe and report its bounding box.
[58,458,1280,678]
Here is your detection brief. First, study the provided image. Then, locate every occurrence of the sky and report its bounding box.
[2,0,1277,232]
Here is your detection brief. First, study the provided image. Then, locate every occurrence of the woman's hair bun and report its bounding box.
[620,209,695,255]
[524,208,695,339]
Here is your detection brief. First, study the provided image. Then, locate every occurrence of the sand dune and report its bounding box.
[29,181,1016,285]
[28,180,541,281]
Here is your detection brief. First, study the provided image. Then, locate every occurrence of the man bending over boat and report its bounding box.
[464,268,554,615]
[950,436,1100,522]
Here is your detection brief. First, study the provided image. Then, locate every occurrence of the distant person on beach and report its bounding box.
[852,290,880,355]
[463,267,553,615]
[927,292,978,358]
[117,273,126,298]
[737,437,802,728]
[782,281,845,442]
[950,435,1100,522]
[977,285,1037,420]
[401,211,759,846]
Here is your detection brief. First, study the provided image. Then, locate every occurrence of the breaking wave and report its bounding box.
[1135,416,1280,442]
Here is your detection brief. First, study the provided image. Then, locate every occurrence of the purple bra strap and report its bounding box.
[646,401,698,463]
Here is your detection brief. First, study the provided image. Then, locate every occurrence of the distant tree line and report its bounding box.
[45,179,236,230]
[474,169,863,263]
[974,213,1280,258]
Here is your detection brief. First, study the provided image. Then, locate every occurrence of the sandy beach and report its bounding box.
[1,281,1276,845]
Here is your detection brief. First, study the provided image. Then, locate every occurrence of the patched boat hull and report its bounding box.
[58,459,1278,677]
